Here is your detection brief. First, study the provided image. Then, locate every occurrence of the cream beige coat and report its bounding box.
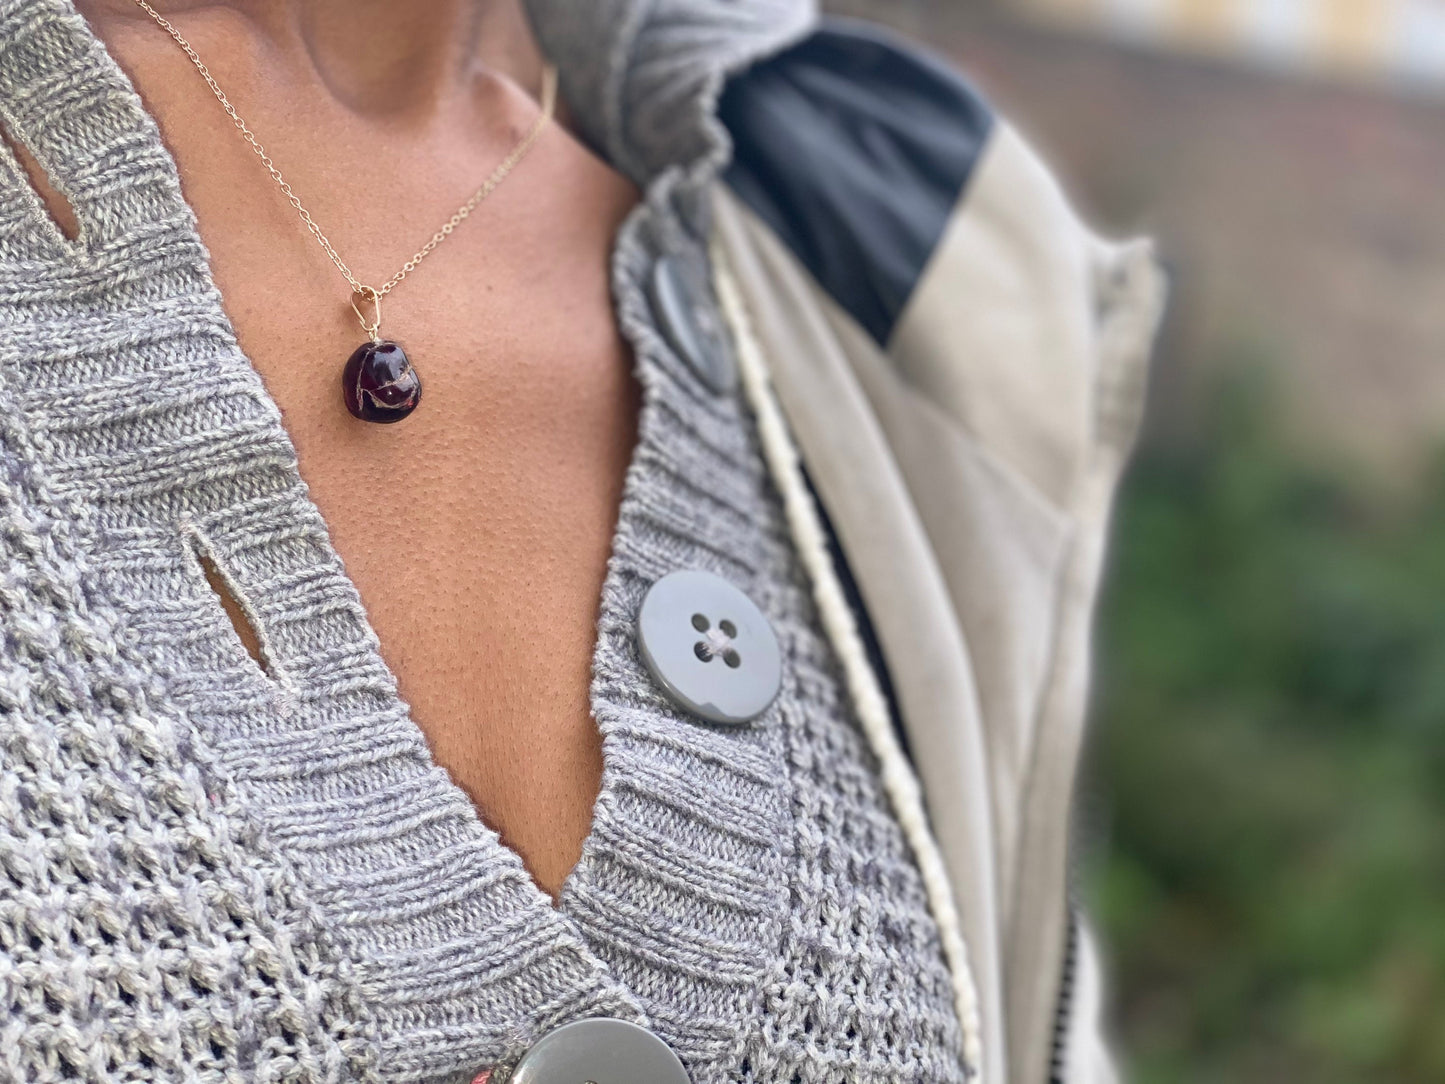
[711,118,1167,1084]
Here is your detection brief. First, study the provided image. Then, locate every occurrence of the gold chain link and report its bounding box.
[129,0,558,307]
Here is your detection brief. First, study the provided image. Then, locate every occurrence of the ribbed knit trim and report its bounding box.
[0,1,819,1081]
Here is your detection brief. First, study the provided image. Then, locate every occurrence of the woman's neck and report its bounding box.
[80,0,544,118]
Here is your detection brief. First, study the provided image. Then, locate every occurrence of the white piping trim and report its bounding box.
[711,243,984,1079]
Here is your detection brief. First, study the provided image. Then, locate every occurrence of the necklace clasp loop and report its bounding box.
[350,286,383,343]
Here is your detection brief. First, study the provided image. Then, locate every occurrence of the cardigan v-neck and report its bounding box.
[0,1,967,1081]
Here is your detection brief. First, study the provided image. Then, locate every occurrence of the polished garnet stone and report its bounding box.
[342,339,421,423]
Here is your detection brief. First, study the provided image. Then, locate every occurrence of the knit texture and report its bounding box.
[0,1,967,1081]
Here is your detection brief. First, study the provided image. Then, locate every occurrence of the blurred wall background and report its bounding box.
[823,2,1445,1081]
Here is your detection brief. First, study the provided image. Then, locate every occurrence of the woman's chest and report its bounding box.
[210,194,643,900]
[110,61,647,896]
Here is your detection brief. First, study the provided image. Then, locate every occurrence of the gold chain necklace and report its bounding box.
[129,0,559,423]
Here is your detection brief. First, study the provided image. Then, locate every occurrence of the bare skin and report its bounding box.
[66,0,643,901]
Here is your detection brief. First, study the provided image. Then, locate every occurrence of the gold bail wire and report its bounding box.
[350,287,383,343]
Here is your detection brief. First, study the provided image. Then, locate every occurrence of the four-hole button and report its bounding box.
[637,570,781,726]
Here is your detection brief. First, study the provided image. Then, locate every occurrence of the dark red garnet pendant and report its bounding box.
[342,340,422,423]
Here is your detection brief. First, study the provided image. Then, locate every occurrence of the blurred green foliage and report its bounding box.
[1089,364,1445,1084]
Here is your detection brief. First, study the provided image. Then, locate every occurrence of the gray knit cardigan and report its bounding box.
[0,0,971,1081]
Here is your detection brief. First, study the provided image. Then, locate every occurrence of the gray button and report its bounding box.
[637,570,782,726]
[648,254,737,393]
[509,1018,690,1084]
